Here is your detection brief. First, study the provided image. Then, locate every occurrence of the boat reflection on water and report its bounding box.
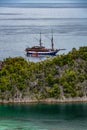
[26,53,51,62]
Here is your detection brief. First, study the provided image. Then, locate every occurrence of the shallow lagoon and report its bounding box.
[0,103,87,130]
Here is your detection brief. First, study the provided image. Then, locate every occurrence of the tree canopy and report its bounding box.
[0,46,87,101]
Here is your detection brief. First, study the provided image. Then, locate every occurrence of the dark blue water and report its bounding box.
[0,103,87,130]
[0,3,87,8]
[0,3,87,61]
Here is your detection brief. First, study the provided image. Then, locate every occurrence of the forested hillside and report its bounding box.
[0,46,87,102]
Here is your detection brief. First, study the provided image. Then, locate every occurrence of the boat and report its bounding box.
[25,32,65,57]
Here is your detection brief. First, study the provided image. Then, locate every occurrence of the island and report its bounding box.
[0,46,87,103]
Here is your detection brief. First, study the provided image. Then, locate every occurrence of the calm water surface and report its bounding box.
[0,3,87,61]
[0,103,87,130]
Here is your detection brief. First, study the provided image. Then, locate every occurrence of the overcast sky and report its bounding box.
[0,0,87,3]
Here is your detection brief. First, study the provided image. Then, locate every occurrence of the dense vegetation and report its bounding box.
[0,46,87,101]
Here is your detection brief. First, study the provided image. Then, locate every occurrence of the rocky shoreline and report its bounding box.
[0,97,87,104]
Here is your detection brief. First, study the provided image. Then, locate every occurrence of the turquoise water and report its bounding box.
[0,103,87,130]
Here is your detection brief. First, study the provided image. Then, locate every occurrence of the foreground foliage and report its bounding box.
[0,46,87,100]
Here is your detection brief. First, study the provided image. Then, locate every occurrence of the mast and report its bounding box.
[39,32,42,47]
[51,31,54,50]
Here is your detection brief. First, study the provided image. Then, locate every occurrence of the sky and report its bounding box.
[0,0,87,3]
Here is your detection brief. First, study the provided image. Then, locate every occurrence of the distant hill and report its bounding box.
[0,46,87,103]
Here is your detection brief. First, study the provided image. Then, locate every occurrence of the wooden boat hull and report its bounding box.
[26,50,58,57]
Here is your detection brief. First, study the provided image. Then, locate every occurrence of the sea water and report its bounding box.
[0,103,87,130]
[0,3,87,61]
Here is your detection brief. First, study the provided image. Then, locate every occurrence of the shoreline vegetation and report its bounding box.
[0,46,87,104]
